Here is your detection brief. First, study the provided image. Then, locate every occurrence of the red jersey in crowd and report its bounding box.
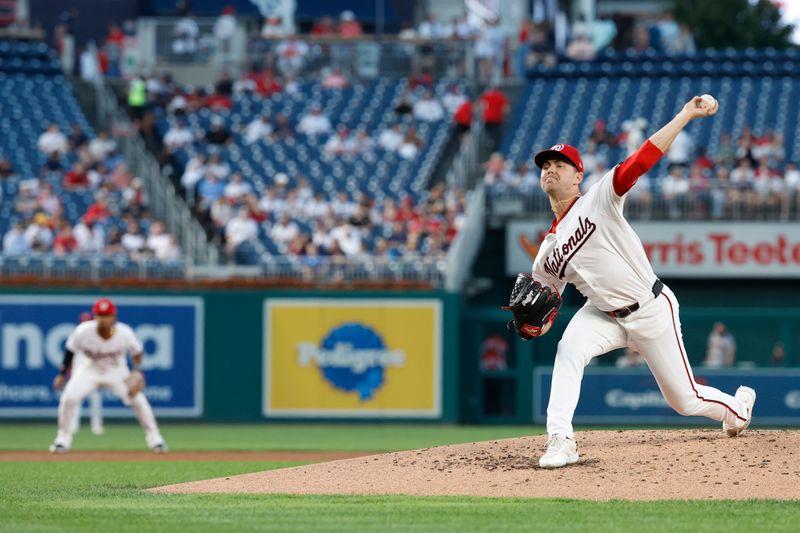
[480,89,509,124]
[63,168,89,188]
[84,202,111,221]
[53,232,78,253]
[255,72,282,96]
[311,19,336,36]
[339,20,363,38]
[206,93,233,111]
[454,101,473,127]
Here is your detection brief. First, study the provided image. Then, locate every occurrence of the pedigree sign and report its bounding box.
[507,221,800,278]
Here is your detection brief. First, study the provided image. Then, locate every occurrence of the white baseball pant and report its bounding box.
[69,390,104,435]
[546,285,749,437]
[55,364,163,449]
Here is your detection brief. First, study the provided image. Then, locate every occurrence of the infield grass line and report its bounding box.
[0,423,714,452]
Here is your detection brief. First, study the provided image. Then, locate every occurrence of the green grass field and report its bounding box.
[1,424,797,532]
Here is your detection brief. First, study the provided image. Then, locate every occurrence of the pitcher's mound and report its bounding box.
[151,429,800,500]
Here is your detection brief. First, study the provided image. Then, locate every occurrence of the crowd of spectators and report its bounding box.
[177,155,469,270]
[218,180,468,275]
[143,66,466,168]
[0,123,180,262]
[486,122,799,220]
[138,63,472,266]
[520,12,696,71]
[59,4,702,87]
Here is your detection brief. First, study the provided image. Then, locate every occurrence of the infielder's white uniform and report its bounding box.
[68,352,104,436]
[53,321,165,450]
[532,168,750,437]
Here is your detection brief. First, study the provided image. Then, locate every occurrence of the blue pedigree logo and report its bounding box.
[296,322,406,401]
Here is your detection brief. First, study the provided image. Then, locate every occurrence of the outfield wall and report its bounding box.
[1,287,797,424]
[461,305,800,424]
[0,288,460,422]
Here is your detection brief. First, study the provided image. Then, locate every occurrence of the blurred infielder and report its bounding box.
[69,312,105,437]
[503,95,756,468]
[51,298,167,453]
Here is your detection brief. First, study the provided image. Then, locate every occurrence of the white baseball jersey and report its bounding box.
[531,168,657,312]
[66,321,143,370]
[534,143,752,445]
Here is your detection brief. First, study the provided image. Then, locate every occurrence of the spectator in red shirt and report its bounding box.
[53,224,78,255]
[63,162,90,189]
[339,11,363,38]
[479,85,510,151]
[454,100,473,135]
[588,119,618,149]
[84,194,113,221]
[105,23,125,77]
[694,147,715,170]
[256,70,282,96]
[97,47,109,75]
[321,67,349,89]
[311,16,336,36]
[106,24,124,46]
[205,91,232,111]
[397,197,417,223]
[243,194,268,223]
[518,20,531,45]
[409,70,434,90]
[185,87,206,113]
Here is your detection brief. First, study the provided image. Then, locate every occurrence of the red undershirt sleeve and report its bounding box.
[612,140,664,196]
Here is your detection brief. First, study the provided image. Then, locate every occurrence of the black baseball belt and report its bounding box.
[606,279,664,319]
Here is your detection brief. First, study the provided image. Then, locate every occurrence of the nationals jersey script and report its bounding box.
[531,168,657,311]
[66,321,143,369]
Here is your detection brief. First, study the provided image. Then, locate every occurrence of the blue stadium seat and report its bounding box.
[160,76,458,265]
[510,50,799,201]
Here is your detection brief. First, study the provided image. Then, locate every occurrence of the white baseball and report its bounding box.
[700,94,717,109]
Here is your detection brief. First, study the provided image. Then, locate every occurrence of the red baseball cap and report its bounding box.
[92,298,117,317]
[534,143,584,173]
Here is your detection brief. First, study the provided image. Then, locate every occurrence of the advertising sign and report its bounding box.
[264,299,442,418]
[534,367,800,424]
[507,221,800,278]
[0,296,203,417]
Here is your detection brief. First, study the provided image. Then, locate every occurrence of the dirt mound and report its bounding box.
[151,429,800,500]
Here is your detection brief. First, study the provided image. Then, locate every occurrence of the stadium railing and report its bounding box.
[445,184,485,292]
[191,256,446,286]
[486,186,798,224]
[0,253,185,281]
[134,17,477,82]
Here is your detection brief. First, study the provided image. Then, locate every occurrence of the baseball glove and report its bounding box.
[503,273,562,340]
[125,370,146,398]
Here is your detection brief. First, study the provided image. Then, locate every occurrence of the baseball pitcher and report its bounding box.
[505,95,755,468]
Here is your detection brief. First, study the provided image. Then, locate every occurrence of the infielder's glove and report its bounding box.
[503,273,562,340]
[125,370,146,398]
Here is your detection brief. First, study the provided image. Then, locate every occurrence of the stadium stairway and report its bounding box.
[71,76,215,266]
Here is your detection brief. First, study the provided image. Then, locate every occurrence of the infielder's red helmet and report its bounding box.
[534,143,584,172]
[92,298,117,317]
